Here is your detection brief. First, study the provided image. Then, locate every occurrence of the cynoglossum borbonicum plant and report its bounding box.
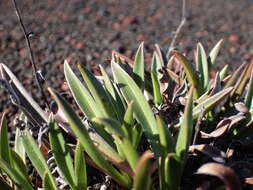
[0,40,252,189]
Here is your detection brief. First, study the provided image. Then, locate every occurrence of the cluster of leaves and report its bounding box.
[0,40,252,189]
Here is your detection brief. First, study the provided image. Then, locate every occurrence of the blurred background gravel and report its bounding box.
[0,0,252,115]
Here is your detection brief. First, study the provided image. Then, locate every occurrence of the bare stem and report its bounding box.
[11,0,49,109]
[166,0,186,59]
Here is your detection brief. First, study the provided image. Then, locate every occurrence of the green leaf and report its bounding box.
[219,64,229,80]
[196,43,209,90]
[232,62,252,97]
[172,51,201,97]
[21,130,57,188]
[208,39,223,66]
[133,151,152,190]
[92,118,125,138]
[43,172,58,190]
[64,61,114,146]
[74,141,87,190]
[224,62,247,89]
[156,115,175,155]
[48,115,76,189]
[64,60,103,118]
[111,61,160,156]
[245,70,253,110]
[176,87,193,162]
[193,87,233,119]
[92,117,139,172]
[133,42,145,89]
[48,88,130,187]
[78,64,116,118]
[0,157,33,190]
[122,101,134,140]
[0,113,13,167]
[14,128,26,162]
[99,65,125,120]
[151,52,163,106]
[10,150,29,182]
[164,153,181,190]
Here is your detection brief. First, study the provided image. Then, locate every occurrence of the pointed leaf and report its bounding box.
[133,151,152,190]
[78,64,116,117]
[176,87,193,162]
[197,43,209,89]
[48,88,130,187]
[74,141,87,190]
[111,61,159,155]
[133,42,144,89]
[172,51,201,97]
[21,130,57,187]
[193,87,233,119]
[48,115,76,189]
[43,172,58,190]
[0,157,33,190]
[156,115,175,155]
[245,70,253,110]
[219,64,229,80]
[99,65,125,120]
[208,39,223,66]
[0,113,13,167]
[0,64,48,126]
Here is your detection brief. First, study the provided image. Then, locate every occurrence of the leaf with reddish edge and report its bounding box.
[133,151,153,190]
[172,51,201,97]
[196,162,241,190]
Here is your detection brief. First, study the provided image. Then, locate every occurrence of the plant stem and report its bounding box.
[11,0,49,109]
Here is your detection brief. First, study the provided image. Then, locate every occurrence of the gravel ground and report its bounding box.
[0,0,252,114]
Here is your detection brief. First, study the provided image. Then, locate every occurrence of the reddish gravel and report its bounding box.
[0,0,252,114]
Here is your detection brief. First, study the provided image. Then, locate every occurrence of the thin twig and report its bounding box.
[192,107,205,145]
[166,0,186,59]
[11,0,49,109]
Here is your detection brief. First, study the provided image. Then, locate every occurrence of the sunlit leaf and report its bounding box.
[48,115,76,189]
[111,61,160,155]
[74,141,87,190]
[172,51,201,97]
[176,87,193,162]
[48,88,130,187]
[197,43,209,89]
[133,151,152,190]
[208,39,223,66]
[133,42,145,89]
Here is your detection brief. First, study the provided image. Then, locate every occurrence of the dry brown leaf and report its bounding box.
[189,144,226,163]
[209,72,221,97]
[196,162,241,190]
[244,177,253,185]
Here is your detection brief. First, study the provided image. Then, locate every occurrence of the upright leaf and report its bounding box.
[245,70,253,110]
[21,130,58,189]
[151,52,163,106]
[48,115,76,189]
[172,51,201,97]
[176,87,193,162]
[111,62,160,156]
[208,39,223,66]
[48,88,130,187]
[133,42,145,89]
[43,172,58,190]
[74,141,87,190]
[196,43,209,90]
[133,151,152,190]
[0,113,12,167]
[0,158,33,190]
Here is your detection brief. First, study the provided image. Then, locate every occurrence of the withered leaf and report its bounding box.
[196,162,241,190]
[189,144,226,163]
